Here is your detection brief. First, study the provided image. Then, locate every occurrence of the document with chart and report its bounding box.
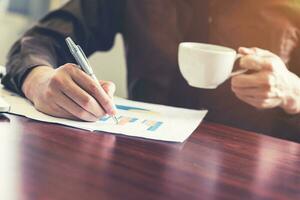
[0,88,207,142]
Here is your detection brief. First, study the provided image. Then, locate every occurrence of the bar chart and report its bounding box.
[99,104,163,132]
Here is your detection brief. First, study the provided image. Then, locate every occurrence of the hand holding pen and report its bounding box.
[66,37,118,123]
[22,39,118,122]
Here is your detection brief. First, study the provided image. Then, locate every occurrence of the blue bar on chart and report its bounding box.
[142,120,163,132]
[100,116,111,122]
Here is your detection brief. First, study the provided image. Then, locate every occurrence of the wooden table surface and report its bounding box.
[1,114,300,200]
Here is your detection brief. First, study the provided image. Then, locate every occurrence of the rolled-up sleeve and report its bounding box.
[1,0,123,95]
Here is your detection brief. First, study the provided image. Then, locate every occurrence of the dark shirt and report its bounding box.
[2,0,300,141]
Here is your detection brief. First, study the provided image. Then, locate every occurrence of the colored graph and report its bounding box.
[115,104,160,115]
[99,104,163,132]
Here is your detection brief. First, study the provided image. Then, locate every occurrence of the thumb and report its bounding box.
[238,47,256,55]
[239,47,274,57]
[99,80,116,98]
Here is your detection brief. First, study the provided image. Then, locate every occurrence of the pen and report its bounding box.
[65,37,118,124]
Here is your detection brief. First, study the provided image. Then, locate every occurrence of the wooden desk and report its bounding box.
[1,114,300,200]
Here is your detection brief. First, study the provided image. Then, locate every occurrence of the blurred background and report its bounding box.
[0,0,127,98]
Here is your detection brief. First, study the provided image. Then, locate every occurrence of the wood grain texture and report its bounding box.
[1,114,300,200]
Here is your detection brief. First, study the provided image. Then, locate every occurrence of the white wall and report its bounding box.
[89,35,127,98]
[0,12,28,66]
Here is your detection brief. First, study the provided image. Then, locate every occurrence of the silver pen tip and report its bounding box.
[113,116,119,124]
[65,37,77,53]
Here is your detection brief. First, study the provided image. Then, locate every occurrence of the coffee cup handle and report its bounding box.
[229,53,248,77]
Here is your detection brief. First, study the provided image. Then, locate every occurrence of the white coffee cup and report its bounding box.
[178,42,246,89]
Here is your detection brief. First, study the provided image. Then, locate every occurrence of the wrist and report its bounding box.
[22,66,54,101]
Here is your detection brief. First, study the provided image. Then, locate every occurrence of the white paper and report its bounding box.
[0,87,207,142]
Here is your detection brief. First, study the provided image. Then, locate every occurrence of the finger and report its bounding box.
[59,77,105,118]
[234,93,258,108]
[35,101,77,120]
[232,86,280,99]
[239,54,275,71]
[51,104,79,120]
[99,80,116,98]
[239,47,273,56]
[55,91,99,122]
[231,71,276,88]
[235,93,282,109]
[56,104,80,120]
[68,66,117,115]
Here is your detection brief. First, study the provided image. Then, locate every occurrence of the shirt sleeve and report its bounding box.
[1,0,123,95]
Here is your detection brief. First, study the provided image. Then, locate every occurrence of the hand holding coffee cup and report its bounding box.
[178,42,247,89]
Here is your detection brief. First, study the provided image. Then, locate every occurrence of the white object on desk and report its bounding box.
[0,87,207,143]
[0,96,10,112]
[0,65,5,78]
[0,83,10,112]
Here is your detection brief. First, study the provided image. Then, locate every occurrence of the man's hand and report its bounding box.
[231,47,300,114]
[22,63,117,121]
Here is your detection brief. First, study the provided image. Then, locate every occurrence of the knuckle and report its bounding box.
[50,76,63,87]
[64,63,75,68]
[89,83,99,94]
[44,89,54,98]
[81,97,93,109]
[63,63,76,73]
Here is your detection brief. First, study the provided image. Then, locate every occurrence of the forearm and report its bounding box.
[1,8,77,95]
[1,34,59,95]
